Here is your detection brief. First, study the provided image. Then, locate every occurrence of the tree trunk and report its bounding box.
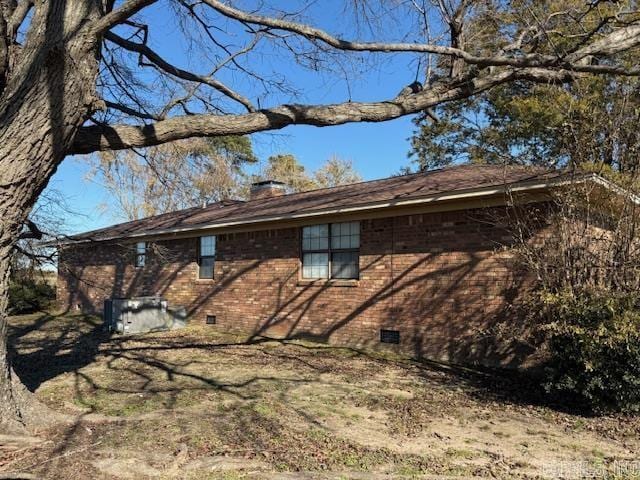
[0,0,100,433]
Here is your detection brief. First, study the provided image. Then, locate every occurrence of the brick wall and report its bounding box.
[57,206,536,366]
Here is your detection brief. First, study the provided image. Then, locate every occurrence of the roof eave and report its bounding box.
[51,172,633,247]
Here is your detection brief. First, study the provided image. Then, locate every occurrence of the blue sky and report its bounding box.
[43,1,427,234]
[48,118,417,233]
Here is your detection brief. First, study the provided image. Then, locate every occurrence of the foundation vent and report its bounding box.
[206,314,217,325]
[380,329,400,344]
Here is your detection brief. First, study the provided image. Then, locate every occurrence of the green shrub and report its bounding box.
[538,292,640,413]
[8,277,56,314]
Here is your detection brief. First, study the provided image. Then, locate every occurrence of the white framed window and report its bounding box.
[135,241,146,268]
[198,235,216,279]
[301,222,360,279]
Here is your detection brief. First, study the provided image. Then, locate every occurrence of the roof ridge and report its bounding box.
[111,164,534,229]
[239,163,498,205]
[64,163,555,242]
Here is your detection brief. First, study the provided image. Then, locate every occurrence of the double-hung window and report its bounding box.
[302,222,359,280]
[198,235,216,279]
[135,242,146,268]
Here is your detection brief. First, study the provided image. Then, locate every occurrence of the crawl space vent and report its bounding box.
[380,329,400,344]
[206,314,217,325]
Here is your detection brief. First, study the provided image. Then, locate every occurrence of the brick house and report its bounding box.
[56,165,621,366]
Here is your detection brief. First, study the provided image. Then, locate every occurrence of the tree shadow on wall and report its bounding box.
[9,253,265,392]
[251,248,539,369]
[38,210,562,416]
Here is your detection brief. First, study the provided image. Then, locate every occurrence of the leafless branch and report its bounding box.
[18,219,44,240]
[105,31,255,112]
[200,0,640,74]
[91,0,158,35]
[73,67,575,154]
[104,100,161,120]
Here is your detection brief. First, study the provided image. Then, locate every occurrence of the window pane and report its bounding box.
[135,242,145,267]
[331,222,360,249]
[302,224,328,251]
[199,256,215,279]
[302,252,329,278]
[331,251,359,279]
[200,236,216,256]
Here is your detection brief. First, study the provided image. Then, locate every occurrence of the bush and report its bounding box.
[8,277,56,314]
[538,291,640,413]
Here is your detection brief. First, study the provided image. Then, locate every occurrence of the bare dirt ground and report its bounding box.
[1,312,639,479]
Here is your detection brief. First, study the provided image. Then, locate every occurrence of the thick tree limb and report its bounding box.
[104,31,255,112]
[202,0,640,75]
[91,0,158,34]
[567,23,640,61]
[202,0,467,57]
[72,67,573,154]
[439,0,469,78]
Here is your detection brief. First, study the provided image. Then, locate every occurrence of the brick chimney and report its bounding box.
[249,180,287,200]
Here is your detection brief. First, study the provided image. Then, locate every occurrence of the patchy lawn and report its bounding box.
[2,312,639,479]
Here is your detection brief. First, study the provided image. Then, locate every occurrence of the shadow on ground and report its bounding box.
[6,310,573,414]
[4,312,640,480]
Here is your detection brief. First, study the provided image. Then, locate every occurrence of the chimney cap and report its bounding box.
[249,179,287,200]
[251,180,286,188]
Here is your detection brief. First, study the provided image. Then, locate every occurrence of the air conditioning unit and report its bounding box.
[104,296,187,334]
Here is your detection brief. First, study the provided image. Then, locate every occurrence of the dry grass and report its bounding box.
[2,311,640,479]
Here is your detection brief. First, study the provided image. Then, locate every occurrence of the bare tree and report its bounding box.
[258,154,318,193]
[254,154,363,192]
[314,155,362,188]
[1,0,640,433]
[511,172,640,296]
[91,136,256,220]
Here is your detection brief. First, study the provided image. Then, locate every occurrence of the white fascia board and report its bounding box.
[587,173,640,205]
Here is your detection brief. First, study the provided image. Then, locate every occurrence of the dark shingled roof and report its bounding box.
[65,164,567,242]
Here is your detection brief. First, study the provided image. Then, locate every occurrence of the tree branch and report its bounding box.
[91,0,158,35]
[201,0,640,74]
[104,100,161,120]
[18,219,44,240]
[72,67,574,154]
[444,0,469,78]
[567,23,640,61]
[104,31,255,112]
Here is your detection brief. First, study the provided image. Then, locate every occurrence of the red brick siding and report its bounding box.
[57,207,533,366]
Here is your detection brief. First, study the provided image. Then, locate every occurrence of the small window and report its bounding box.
[301,222,359,279]
[198,236,216,279]
[135,242,146,268]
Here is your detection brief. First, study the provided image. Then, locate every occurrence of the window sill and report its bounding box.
[297,279,359,288]
[195,278,216,283]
